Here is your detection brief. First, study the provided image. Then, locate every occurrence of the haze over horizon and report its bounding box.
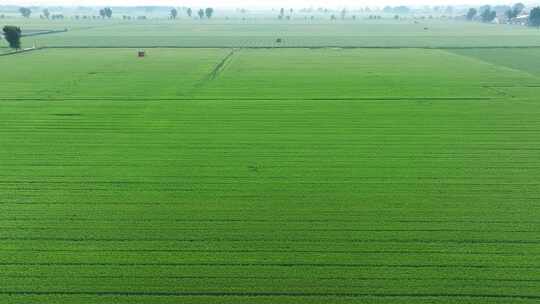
[1,0,533,9]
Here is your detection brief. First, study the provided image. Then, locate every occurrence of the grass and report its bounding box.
[1,26,540,303]
[3,19,540,48]
[450,48,540,76]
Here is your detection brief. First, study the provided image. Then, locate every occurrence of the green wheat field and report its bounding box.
[1,19,540,303]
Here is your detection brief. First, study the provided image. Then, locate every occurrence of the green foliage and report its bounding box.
[198,9,204,19]
[340,8,347,19]
[506,3,525,20]
[2,25,22,49]
[43,8,50,19]
[279,7,285,19]
[530,7,540,27]
[513,2,525,15]
[480,6,497,22]
[99,7,112,19]
[170,8,178,19]
[466,8,477,20]
[186,7,192,17]
[205,7,214,19]
[512,2,525,16]
[19,7,31,18]
[506,9,516,20]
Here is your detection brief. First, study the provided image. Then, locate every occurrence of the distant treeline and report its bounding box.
[1,4,540,26]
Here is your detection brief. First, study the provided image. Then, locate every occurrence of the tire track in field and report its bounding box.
[189,49,236,93]
[207,49,236,81]
[1,291,539,300]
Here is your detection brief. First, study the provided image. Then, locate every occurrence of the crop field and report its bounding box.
[1,20,540,303]
[2,19,540,48]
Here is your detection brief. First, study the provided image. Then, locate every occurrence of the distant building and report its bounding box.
[516,14,529,25]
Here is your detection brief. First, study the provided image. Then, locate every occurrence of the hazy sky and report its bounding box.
[1,0,522,8]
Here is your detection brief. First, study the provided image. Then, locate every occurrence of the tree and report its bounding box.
[205,7,214,19]
[505,3,524,20]
[505,9,515,20]
[187,8,192,17]
[480,6,497,22]
[479,5,490,15]
[170,8,178,19]
[279,8,285,19]
[340,8,347,20]
[19,7,31,18]
[3,26,22,49]
[43,9,50,19]
[198,9,204,19]
[99,7,112,19]
[466,8,477,20]
[530,7,540,27]
[513,3,525,15]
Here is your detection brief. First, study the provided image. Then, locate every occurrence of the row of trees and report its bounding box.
[278,8,294,19]
[16,7,109,19]
[6,5,540,26]
[99,7,113,19]
[465,3,540,25]
[40,9,64,20]
[13,7,215,20]
[466,5,514,22]
[170,7,214,19]
[505,2,526,19]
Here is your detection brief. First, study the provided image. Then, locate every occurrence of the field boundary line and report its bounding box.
[0,97,496,101]
[0,47,47,57]
[22,29,68,37]
[37,45,540,50]
[445,49,540,82]
[4,275,540,283]
[0,248,536,256]
[1,291,539,300]
[1,238,540,245]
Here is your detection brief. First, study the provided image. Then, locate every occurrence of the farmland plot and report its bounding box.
[7,19,540,48]
[1,48,540,303]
